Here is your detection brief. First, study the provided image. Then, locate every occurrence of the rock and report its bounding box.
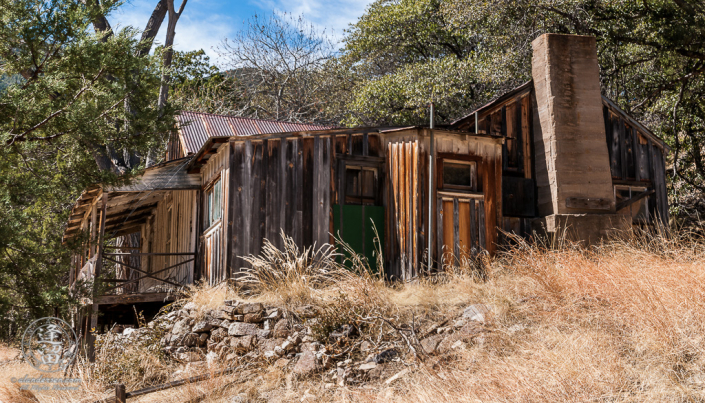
[183,333,200,347]
[223,299,239,307]
[273,319,291,338]
[198,333,209,347]
[123,327,136,337]
[280,340,293,352]
[232,315,244,321]
[358,362,377,370]
[264,350,277,358]
[244,312,263,323]
[256,329,271,339]
[242,302,263,314]
[259,338,285,352]
[228,322,259,336]
[183,302,197,311]
[206,351,218,365]
[373,349,398,364]
[420,334,445,355]
[192,320,213,333]
[172,318,191,337]
[177,351,203,362]
[295,305,317,319]
[219,320,232,329]
[274,346,284,357]
[293,350,318,375]
[231,335,257,352]
[461,304,494,323]
[265,308,281,320]
[211,327,227,342]
[360,341,373,354]
[437,333,471,353]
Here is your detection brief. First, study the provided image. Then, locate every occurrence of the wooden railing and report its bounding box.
[100,251,196,295]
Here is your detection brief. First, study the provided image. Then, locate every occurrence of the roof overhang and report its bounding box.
[63,157,200,242]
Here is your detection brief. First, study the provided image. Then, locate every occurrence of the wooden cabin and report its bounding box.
[64,34,669,350]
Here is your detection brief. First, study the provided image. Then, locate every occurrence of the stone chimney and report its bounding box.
[532,34,614,215]
[531,34,627,242]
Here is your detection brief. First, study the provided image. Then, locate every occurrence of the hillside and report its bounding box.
[2,231,705,402]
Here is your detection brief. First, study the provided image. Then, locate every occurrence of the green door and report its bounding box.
[333,204,384,273]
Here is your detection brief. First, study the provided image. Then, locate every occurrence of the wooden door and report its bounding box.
[438,196,485,269]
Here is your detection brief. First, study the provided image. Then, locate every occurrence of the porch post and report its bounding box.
[88,191,107,362]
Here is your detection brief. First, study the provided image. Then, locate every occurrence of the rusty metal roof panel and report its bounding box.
[176,111,334,154]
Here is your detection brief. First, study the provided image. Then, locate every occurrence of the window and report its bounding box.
[441,160,477,192]
[205,179,222,228]
[345,166,378,205]
[615,185,649,223]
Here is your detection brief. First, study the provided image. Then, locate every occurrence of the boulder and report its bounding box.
[171,318,191,337]
[244,312,263,323]
[183,333,200,347]
[198,333,209,347]
[192,321,213,333]
[255,329,271,339]
[228,322,259,336]
[231,335,257,352]
[242,302,263,314]
[273,319,291,338]
[210,327,227,342]
[293,350,318,375]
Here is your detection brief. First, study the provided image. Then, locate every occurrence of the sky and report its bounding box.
[110,0,373,66]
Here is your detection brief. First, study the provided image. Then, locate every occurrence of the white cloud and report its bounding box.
[109,1,238,66]
[109,0,372,67]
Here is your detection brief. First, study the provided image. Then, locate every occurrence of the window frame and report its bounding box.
[437,155,481,193]
[203,175,223,230]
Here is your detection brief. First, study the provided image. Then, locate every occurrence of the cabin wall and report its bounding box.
[138,189,197,291]
[381,129,502,280]
[199,143,230,284]
[603,105,669,224]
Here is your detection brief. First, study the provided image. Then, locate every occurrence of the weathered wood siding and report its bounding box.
[603,105,669,224]
[199,143,229,284]
[228,136,336,276]
[138,189,198,291]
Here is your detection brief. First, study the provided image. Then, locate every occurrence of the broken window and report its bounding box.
[615,185,649,223]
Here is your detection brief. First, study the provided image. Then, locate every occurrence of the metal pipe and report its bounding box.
[475,111,479,133]
[427,103,435,274]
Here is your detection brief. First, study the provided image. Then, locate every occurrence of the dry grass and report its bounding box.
[8,230,705,402]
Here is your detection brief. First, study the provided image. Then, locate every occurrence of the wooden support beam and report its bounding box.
[95,292,176,305]
[88,192,107,363]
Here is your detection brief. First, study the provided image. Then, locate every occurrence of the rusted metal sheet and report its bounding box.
[177,111,334,155]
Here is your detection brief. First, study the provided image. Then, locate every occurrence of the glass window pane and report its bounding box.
[443,162,475,189]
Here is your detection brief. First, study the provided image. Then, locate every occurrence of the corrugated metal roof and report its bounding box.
[176,111,334,154]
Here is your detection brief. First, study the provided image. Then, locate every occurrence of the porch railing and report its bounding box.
[100,250,196,295]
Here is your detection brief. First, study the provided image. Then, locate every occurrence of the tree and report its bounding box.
[218,13,337,124]
[0,0,189,333]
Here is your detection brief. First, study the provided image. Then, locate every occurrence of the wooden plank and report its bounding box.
[611,113,622,179]
[230,142,244,275]
[363,133,369,156]
[95,292,176,305]
[320,136,331,246]
[313,136,322,245]
[279,139,288,243]
[619,118,628,179]
[459,200,470,260]
[250,141,264,257]
[436,196,443,270]
[501,106,507,170]
[302,137,315,247]
[285,139,297,241]
[412,141,419,275]
[469,199,477,253]
[266,139,280,248]
[521,96,531,178]
[453,198,460,264]
[442,199,454,268]
[478,200,486,250]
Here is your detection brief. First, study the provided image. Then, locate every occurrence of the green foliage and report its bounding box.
[0,0,175,333]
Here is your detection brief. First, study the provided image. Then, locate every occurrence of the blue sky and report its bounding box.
[110,0,372,65]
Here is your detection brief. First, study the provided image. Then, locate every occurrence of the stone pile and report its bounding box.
[111,301,497,382]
